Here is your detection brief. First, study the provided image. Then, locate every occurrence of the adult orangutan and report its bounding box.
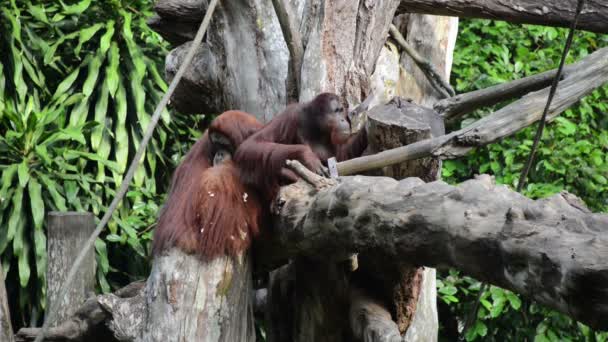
[152,110,264,259]
[234,93,368,202]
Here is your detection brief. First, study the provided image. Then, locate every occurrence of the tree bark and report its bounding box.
[397,0,608,34]
[0,264,14,342]
[46,212,96,327]
[268,173,608,331]
[141,249,255,342]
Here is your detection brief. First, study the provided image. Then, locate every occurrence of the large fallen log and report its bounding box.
[260,170,608,330]
[397,0,608,34]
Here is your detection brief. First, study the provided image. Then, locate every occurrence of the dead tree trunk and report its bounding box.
[0,264,14,342]
[141,250,255,341]
[46,212,96,327]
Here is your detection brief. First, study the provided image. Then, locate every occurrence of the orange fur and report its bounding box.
[152,111,263,259]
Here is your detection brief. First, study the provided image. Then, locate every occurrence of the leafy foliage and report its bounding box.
[440,19,608,341]
[0,0,201,327]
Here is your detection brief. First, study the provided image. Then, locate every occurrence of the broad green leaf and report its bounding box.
[10,42,27,105]
[114,82,129,173]
[74,23,104,56]
[28,177,44,229]
[14,216,30,287]
[91,79,110,151]
[43,127,86,145]
[61,0,92,15]
[52,68,80,101]
[37,173,67,211]
[506,291,522,310]
[0,164,18,199]
[95,239,109,273]
[21,54,43,87]
[33,228,47,280]
[27,4,49,23]
[68,97,90,127]
[99,21,115,55]
[63,150,120,171]
[106,43,120,97]
[17,160,30,187]
[3,186,23,254]
[82,55,103,97]
[43,31,80,65]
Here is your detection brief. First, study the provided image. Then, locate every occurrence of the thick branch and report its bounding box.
[397,0,608,34]
[337,46,608,175]
[16,281,144,341]
[267,175,608,330]
[434,67,570,121]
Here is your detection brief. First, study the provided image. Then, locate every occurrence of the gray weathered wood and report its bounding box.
[141,249,255,342]
[46,212,96,327]
[16,282,143,342]
[434,67,570,121]
[338,46,608,176]
[350,287,401,342]
[270,173,608,330]
[357,97,444,339]
[154,0,208,21]
[397,0,608,34]
[147,15,198,46]
[158,0,290,121]
[0,264,14,342]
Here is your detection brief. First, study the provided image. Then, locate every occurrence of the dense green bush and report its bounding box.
[439,19,608,341]
[0,0,200,327]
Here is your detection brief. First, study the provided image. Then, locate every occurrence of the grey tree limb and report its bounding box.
[270,0,304,95]
[389,25,455,98]
[267,173,608,330]
[0,264,14,342]
[397,0,608,34]
[16,281,144,341]
[337,45,608,176]
[434,67,569,122]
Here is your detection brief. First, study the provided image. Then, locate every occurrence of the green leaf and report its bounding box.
[17,160,30,188]
[33,228,47,280]
[91,79,110,151]
[114,82,129,174]
[61,0,92,15]
[95,239,109,273]
[52,68,80,101]
[68,97,90,127]
[43,31,80,65]
[27,4,49,23]
[63,150,120,171]
[37,173,67,211]
[99,21,115,55]
[43,126,86,145]
[82,55,103,97]
[3,186,23,254]
[506,291,522,310]
[0,164,18,199]
[28,177,44,230]
[106,42,120,97]
[14,216,30,287]
[105,234,122,243]
[75,23,104,56]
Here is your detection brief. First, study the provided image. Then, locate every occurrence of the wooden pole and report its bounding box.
[46,212,96,326]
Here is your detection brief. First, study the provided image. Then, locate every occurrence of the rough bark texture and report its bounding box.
[357,97,445,338]
[270,174,608,330]
[15,282,143,342]
[157,0,289,120]
[0,264,14,342]
[141,249,255,342]
[397,0,608,34]
[434,67,570,121]
[46,212,96,327]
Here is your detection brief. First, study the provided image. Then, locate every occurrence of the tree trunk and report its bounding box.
[0,264,14,342]
[46,212,96,327]
[141,249,255,341]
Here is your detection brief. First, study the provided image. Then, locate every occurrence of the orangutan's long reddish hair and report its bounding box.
[152,110,263,259]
